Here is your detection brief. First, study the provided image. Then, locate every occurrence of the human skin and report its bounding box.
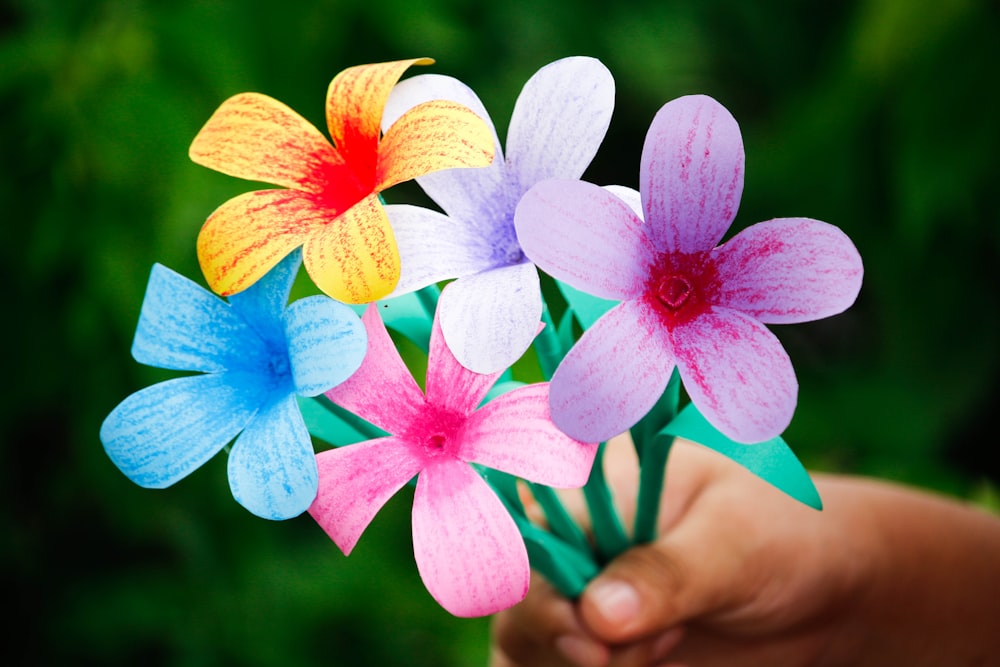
[489,437,1000,667]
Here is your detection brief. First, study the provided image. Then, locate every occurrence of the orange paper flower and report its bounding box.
[189,58,495,304]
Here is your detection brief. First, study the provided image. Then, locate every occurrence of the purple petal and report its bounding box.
[604,184,643,218]
[383,204,499,296]
[132,264,266,373]
[285,295,367,396]
[100,373,263,488]
[641,95,744,254]
[671,308,796,444]
[412,460,529,617]
[227,395,317,520]
[515,179,653,300]
[325,306,426,435]
[382,73,511,232]
[505,56,615,198]
[310,436,426,554]
[549,300,676,442]
[436,262,542,375]
[427,295,508,412]
[460,383,598,487]
[712,218,864,323]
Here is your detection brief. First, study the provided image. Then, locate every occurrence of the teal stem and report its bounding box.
[632,431,675,545]
[528,483,592,555]
[535,303,565,381]
[312,394,387,441]
[581,442,630,563]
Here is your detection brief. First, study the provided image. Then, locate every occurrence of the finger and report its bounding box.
[492,573,611,667]
[578,501,747,644]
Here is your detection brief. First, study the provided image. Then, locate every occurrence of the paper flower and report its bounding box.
[377,56,614,373]
[189,58,495,304]
[308,305,597,616]
[515,94,864,444]
[100,252,368,519]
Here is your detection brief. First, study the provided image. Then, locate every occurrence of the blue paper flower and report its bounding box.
[100,251,367,519]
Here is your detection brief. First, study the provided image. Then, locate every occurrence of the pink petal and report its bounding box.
[426,298,506,413]
[549,299,676,443]
[671,308,796,444]
[437,262,543,375]
[411,460,529,617]
[325,306,425,434]
[514,179,653,300]
[310,436,425,554]
[712,218,864,323]
[460,383,598,487]
[640,95,744,254]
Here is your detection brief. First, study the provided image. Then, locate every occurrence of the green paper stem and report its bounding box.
[528,483,591,555]
[535,303,565,381]
[632,431,675,545]
[311,394,387,442]
[581,442,630,563]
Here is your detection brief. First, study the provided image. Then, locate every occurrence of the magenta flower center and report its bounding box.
[645,251,718,326]
[405,406,466,461]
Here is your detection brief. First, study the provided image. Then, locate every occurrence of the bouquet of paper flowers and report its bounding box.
[100,56,863,618]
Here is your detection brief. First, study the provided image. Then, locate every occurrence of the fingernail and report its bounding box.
[588,580,640,627]
[554,634,608,667]
[651,627,684,660]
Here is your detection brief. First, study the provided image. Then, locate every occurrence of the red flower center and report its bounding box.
[656,275,693,310]
[645,251,718,326]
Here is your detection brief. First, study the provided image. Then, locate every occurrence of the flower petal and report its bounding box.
[712,218,864,323]
[460,383,597,486]
[197,190,324,297]
[671,308,796,444]
[189,92,342,193]
[227,249,301,344]
[383,204,499,296]
[326,58,433,176]
[412,460,529,617]
[505,56,615,198]
[427,292,509,411]
[515,179,652,300]
[285,296,367,396]
[377,100,495,192]
[549,300,675,443]
[301,194,400,304]
[227,395,317,519]
[100,373,264,489]
[310,436,425,553]
[132,264,266,373]
[436,262,542,376]
[641,95,744,253]
[325,306,425,435]
[382,73,509,229]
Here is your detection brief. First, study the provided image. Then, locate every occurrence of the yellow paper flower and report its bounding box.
[189,58,494,303]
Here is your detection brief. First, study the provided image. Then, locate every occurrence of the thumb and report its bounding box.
[578,521,743,644]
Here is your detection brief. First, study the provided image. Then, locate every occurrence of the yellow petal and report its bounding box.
[197,190,329,296]
[302,194,400,304]
[190,93,342,193]
[376,99,495,192]
[325,58,434,177]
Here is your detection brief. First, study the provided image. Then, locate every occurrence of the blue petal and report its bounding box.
[285,295,368,396]
[227,395,317,520]
[100,373,265,488]
[228,249,302,345]
[132,264,268,373]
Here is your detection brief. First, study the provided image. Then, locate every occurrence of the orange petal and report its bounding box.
[190,93,343,193]
[197,190,330,296]
[376,99,495,192]
[302,194,400,304]
[325,58,434,179]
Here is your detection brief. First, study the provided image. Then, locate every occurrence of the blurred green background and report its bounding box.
[4,0,999,664]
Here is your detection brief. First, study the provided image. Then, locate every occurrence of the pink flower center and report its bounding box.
[645,251,718,326]
[405,407,466,461]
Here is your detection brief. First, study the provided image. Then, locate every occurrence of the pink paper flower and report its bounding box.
[308,303,597,617]
[514,94,863,444]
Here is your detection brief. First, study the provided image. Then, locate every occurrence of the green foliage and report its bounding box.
[4,0,999,664]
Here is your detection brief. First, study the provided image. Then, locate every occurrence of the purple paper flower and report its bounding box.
[100,252,367,519]
[378,56,615,373]
[308,306,597,617]
[514,95,864,444]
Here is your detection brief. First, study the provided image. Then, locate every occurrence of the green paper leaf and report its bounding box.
[374,284,440,353]
[664,404,823,510]
[556,280,619,331]
[299,395,388,446]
